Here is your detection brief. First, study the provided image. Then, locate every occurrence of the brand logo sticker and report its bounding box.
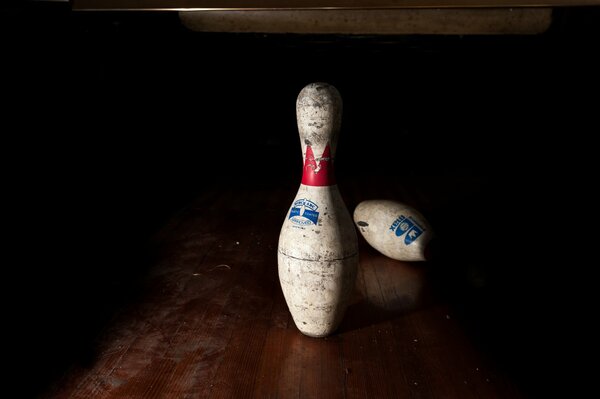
[289,198,319,226]
[389,215,425,245]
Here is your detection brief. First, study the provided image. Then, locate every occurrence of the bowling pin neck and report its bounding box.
[296,83,342,187]
[301,144,335,186]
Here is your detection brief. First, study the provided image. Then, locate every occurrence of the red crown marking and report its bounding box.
[301,144,335,186]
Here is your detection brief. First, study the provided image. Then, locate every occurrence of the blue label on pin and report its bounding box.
[389,215,425,245]
[289,199,320,226]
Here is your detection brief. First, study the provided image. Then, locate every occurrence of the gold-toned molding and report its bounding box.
[71,0,600,11]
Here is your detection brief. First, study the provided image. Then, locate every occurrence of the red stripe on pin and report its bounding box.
[301,145,335,186]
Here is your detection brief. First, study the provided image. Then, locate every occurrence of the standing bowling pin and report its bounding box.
[278,83,358,338]
[353,200,433,261]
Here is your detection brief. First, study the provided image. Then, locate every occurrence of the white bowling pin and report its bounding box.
[278,83,358,338]
[354,200,433,261]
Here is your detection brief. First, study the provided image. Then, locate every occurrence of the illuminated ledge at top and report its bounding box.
[71,0,600,11]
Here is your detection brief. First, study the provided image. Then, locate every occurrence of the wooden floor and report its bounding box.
[7,4,597,396]
[43,179,524,398]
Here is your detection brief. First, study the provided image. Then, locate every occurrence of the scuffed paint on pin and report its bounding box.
[278,82,358,338]
[302,145,335,186]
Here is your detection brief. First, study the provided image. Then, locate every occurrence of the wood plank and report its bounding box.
[180,8,553,35]
[43,182,526,398]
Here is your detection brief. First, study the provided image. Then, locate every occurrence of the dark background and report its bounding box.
[3,2,598,397]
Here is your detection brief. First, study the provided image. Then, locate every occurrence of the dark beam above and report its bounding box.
[71,0,600,11]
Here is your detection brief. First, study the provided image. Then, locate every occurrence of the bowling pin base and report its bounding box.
[278,251,358,337]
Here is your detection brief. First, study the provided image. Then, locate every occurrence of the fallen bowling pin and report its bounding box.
[278,82,358,338]
[353,200,434,261]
